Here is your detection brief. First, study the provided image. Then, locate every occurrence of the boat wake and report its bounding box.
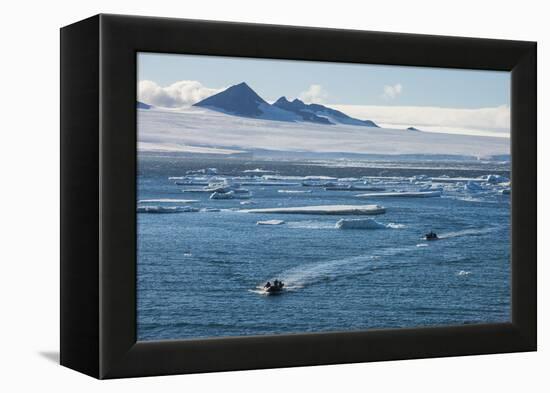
[253,245,415,293]
[437,227,498,239]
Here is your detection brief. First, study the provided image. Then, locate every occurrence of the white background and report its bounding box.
[0,0,546,391]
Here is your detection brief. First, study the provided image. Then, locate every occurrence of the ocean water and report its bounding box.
[137,154,511,341]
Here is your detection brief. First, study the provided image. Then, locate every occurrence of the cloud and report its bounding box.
[138,80,222,108]
[331,104,510,136]
[298,84,328,104]
[382,83,403,100]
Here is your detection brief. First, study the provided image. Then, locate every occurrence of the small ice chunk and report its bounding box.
[257,220,285,225]
[210,191,235,200]
[243,168,276,175]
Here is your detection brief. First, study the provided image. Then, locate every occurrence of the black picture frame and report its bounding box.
[60,14,537,379]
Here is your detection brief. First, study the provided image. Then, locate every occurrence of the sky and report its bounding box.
[138,52,511,137]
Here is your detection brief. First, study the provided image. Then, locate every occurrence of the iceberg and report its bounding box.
[355,191,442,198]
[257,219,285,225]
[137,205,199,213]
[335,218,387,229]
[278,190,312,194]
[242,204,385,215]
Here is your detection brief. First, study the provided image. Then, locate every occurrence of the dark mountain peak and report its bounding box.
[407,126,421,131]
[194,82,267,117]
[231,81,255,93]
[137,101,152,109]
[274,96,290,105]
[194,82,379,127]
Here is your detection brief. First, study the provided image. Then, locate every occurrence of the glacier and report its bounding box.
[138,106,509,159]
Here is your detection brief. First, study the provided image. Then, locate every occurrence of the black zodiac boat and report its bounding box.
[263,280,285,294]
[424,231,439,241]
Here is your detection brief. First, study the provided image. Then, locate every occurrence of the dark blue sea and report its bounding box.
[137,154,511,341]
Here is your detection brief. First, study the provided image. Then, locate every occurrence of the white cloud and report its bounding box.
[331,104,511,136]
[138,80,222,108]
[298,84,328,104]
[382,83,403,100]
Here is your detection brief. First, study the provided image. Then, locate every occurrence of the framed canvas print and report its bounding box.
[60,14,536,379]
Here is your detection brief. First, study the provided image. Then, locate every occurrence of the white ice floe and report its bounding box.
[278,189,313,194]
[355,190,442,198]
[325,185,385,191]
[138,198,198,203]
[430,177,485,183]
[256,220,286,225]
[186,168,218,175]
[242,204,386,215]
[335,218,387,229]
[210,191,235,200]
[137,205,199,213]
[243,168,276,175]
[239,181,300,187]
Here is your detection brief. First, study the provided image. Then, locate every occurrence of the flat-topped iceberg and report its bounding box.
[355,190,442,198]
[336,218,387,229]
[257,219,285,225]
[242,204,385,215]
[137,205,199,213]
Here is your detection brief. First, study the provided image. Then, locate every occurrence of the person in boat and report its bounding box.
[425,231,438,240]
[264,281,271,289]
